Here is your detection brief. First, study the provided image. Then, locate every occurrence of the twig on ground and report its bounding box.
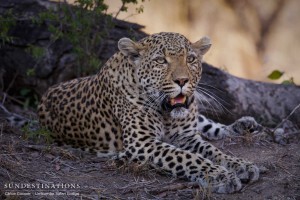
[36,179,54,184]
[119,179,157,194]
[23,144,47,151]
[276,164,294,176]
[0,153,25,156]
[4,72,18,95]
[6,169,12,180]
[50,156,60,163]
[240,182,255,192]
[226,150,236,157]
[0,123,3,139]
[273,103,300,132]
[285,131,300,137]
[148,182,200,195]
[61,162,77,170]
[44,171,59,178]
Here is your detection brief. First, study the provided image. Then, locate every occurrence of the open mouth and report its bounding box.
[163,94,189,110]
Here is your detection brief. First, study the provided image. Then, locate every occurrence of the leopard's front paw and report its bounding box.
[228,116,262,135]
[207,166,242,193]
[111,151,128,166]
[235,162,260,183]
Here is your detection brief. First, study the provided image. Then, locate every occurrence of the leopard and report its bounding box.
[37,32,260,193]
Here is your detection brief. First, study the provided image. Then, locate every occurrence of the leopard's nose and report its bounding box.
[174,78,189,87]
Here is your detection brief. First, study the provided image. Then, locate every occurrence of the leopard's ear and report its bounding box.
[192,36,211,56]
[118,38,146,65]
[118,38,141,57]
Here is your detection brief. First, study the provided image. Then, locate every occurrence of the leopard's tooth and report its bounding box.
[170,98,175,106]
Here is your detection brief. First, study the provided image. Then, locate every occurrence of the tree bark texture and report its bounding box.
[0,0,299,127]
[200,63,300,126]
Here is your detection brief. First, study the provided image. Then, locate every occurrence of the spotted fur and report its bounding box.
[38,32,259,193]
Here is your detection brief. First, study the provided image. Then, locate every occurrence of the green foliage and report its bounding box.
[0,9,16,46]
[26,68,36,77]
[267,70,295,85]
[119,0,140,12]
[135,5,144,14]
[33,0,145,76]
[20,88,39,108]
[267,70,284,80]
[281,77,294,85]
[22,123,53,144]
[26,45,45,60]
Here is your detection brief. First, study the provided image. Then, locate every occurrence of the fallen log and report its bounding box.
[200,63,300,126]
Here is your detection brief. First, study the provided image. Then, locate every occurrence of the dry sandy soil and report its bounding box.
[0,115,299,200]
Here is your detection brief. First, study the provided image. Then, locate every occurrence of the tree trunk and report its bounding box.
[200,63,300,126]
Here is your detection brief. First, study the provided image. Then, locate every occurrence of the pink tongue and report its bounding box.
[170,95,186,105]
[174,96,185,104]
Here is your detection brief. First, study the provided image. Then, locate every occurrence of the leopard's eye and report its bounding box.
[154,57,167,64]
[187,55,196,63]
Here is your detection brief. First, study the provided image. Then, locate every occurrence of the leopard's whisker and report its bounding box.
[194,92,221,120]
[195,86,232,116]
[196,85,231,108]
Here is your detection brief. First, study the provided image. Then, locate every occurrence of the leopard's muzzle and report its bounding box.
[162,94,194,112]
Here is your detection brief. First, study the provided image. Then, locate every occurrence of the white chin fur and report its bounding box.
[170,107,189,119]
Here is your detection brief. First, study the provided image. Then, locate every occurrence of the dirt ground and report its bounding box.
[0,116,299,200]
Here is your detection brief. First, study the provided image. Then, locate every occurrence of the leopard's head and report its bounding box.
[118,32,211,118]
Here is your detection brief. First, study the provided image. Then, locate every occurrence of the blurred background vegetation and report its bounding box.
[104,0,300,85]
